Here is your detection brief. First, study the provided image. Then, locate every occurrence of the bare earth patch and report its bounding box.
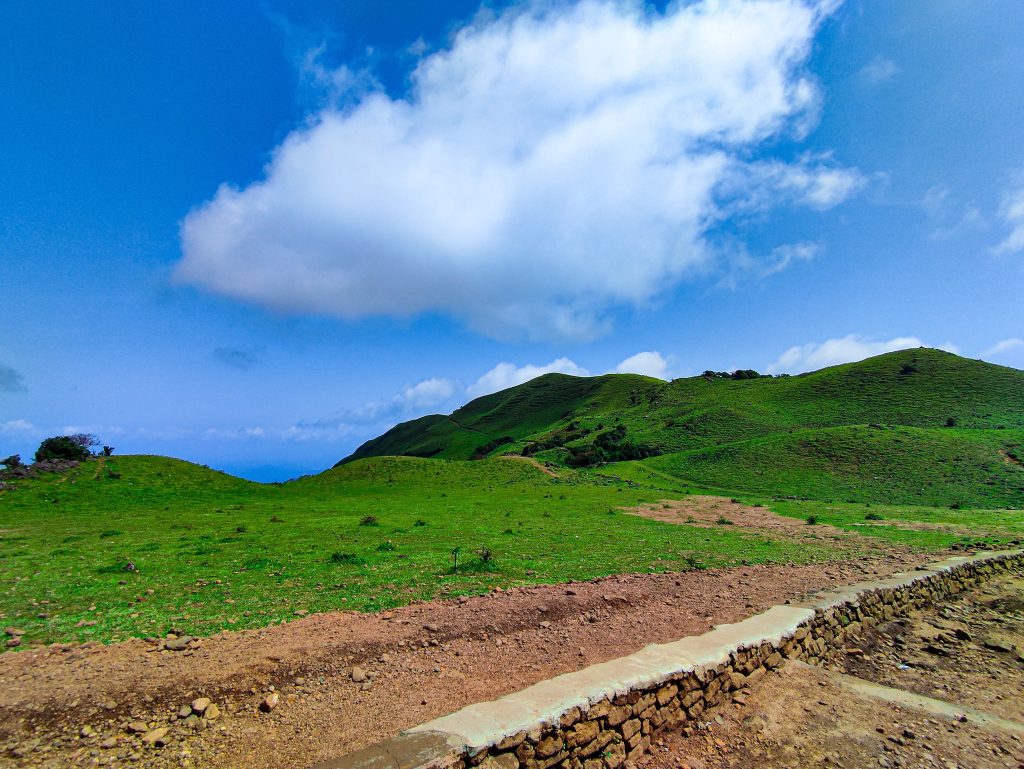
[0,555,925,768]
[626,496,897,556]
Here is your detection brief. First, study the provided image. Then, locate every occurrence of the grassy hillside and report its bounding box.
[0,454,834,647]
[338,349,1024,506]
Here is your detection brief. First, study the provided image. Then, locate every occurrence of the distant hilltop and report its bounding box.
[338,348,1024,508]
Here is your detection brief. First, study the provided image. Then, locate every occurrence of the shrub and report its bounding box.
[944,417,957,428]
[476,545,493,563]
[359,515,379,527]
[1,454,21,469]
[330,551,365,565]
[101,446,115,456]
[413,519,427,527]
[716,516,733,525]
[376,540,396,552]
[865,512,883,521]
[34,434,97,462]
[805,515,818,525]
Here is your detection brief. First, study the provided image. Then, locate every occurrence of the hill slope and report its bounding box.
[338,349,1024,506]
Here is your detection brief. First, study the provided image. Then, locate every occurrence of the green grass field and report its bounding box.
[0,455,838,647]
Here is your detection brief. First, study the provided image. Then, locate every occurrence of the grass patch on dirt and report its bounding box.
[768,499,1024,550]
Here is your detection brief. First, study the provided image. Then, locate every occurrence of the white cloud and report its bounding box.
[767,334,930,374]
[992,186,1024,255]
[0,419,37,434]
[177,0,853,341]
[203,426,267,440]
[466,358,590,399]
[722,156,865,212]
[982,338,1024,359]
[614,351,669,379]
[860,56,898,85]
[397,377,457,410]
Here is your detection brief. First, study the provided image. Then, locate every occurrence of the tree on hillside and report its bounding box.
[34,433,99,462]
[1,454,21,469]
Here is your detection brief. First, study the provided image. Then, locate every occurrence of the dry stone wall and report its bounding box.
[311,550,1024,769]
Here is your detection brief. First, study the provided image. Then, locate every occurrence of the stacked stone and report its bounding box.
[442,552,1024,769]
[311,551,1023,769]
[467,640,791,769]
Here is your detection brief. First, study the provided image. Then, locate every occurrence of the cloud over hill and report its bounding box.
[178,0,858,341]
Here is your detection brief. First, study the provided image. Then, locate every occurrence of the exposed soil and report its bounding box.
[626,496,897,556]
[640,571,1024,769]
[0,554,925,768]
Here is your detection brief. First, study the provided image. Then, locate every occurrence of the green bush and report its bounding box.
[34,434,96,462]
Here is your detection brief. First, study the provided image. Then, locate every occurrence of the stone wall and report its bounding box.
[311,550,1024,769]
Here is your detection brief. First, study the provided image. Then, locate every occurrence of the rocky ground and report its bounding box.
[639,571,1024,769]
[0,554,922,769]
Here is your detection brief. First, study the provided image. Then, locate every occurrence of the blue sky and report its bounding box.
[2,0,1022,481]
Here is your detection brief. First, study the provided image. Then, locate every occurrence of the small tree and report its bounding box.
[101,446,114,456]
[34,434,97,462]
[1,454,21,469]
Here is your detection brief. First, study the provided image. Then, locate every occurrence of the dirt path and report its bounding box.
[640,570,1024,769]
[0,554,926,768]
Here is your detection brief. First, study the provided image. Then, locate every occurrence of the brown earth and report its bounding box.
[0,553,927,769]
[640,571,1024,769]
[626,496,896,555]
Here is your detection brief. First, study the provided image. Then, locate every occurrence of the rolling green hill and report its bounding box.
[339,348,1024,506]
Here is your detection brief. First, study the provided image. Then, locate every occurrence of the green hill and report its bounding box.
[339,348,1024,506]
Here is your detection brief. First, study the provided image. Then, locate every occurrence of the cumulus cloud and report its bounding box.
[614,351,669,379]
[767,334,931,374]
[466,358,590,399]
[982,338,1024,359]
[0,363,26,393]
[178,0,855,341]
[860,56,898,85]
[992,185,1024,255]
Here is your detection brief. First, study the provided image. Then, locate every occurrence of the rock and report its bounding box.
[204,703,221,721]
[260,693,279,712]
[424,623,440,632]
[4,627,25,637]
[75,619,97,628]
[191,697,211,715]
[5,637,21,648]
[537,605,549,614]
[127,722,149,734]
[177,705,192,718]
[79,725,96,738]
[164,636,191,652]
[294,609,308,616]
[351,666,368,683]
[983,640,1014,653]
[100,737,118,749]
[539,621,551,629]
[141,727,169,746]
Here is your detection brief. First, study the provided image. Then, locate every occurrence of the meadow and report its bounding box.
[0,455,834,647]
